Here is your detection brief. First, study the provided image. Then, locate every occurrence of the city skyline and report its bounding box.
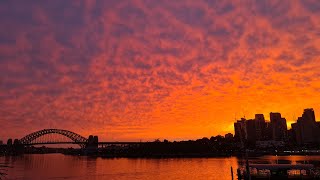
[0,1,320,141]
[234,108,320,148]
[1,107,319,143]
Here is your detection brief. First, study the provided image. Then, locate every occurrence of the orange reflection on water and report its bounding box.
[2,154,240,180]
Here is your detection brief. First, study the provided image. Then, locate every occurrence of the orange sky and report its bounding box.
[0,0,320,141]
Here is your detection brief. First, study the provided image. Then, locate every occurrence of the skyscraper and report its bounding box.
[265,122,273,140]
[291,122,302,145]
[255,114,266,140]
[270,112,287,141]
[246,119,256,145]
[234,118,257,146]
[292,108,320,145]
[303,108,316,122]
[234,118,246,144]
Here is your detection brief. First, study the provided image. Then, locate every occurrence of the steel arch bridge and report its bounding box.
[19,129,88,148]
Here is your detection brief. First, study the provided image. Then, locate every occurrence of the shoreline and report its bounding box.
[62,151,320,158]
[4,152,320,159]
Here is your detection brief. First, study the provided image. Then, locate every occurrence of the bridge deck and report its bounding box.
[23,142,147,146]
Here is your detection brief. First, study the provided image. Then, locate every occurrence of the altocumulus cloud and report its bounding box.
[0,0,319,141]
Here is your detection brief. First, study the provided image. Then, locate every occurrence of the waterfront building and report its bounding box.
[270,112,287,141]
[291,122,301,144]
[291,108,320,145]
[246,119,256,145]
[234,112,290,147]
[234,118,247,145]
[255,114,266,141]
[234,118,257,146]
[233,108,320,147]
[265,122,273,140]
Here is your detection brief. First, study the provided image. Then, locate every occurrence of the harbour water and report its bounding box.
[2,154,320,180]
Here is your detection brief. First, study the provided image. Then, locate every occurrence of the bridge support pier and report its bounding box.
[84,135,99,155]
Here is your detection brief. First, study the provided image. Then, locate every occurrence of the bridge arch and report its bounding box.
[19,129,88,148]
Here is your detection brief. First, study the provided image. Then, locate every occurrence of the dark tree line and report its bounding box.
[100,135,236,158]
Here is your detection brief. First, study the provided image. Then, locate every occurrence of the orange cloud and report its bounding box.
[0,0,319,141]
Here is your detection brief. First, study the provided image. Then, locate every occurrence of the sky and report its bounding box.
[0,0,320,141]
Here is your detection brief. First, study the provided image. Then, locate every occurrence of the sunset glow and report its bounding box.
[0,0,320,141]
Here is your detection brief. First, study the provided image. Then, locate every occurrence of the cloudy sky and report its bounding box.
[0,0,319,141]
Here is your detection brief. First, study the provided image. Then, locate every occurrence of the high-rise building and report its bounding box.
[292,108,320,145]
[265,122,273,140]
[234,118,257,146]
[291,122,302,145]
[255,114,266,140]
[234,118,246,144]
[270,112,287,141]
[246,119,256,144]
[234,112,290,146]
[303,108,316,122]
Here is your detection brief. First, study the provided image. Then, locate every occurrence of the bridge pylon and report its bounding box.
[84,135,99,155]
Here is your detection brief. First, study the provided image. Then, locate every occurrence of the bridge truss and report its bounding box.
[19,129,88,148]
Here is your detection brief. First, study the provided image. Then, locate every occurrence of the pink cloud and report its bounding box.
[0,0,319,141]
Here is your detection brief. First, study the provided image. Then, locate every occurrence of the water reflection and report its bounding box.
[247,155,320,166]
[1,154,320,180]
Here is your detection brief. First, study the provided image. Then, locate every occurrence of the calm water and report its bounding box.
[2,154,320,180]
